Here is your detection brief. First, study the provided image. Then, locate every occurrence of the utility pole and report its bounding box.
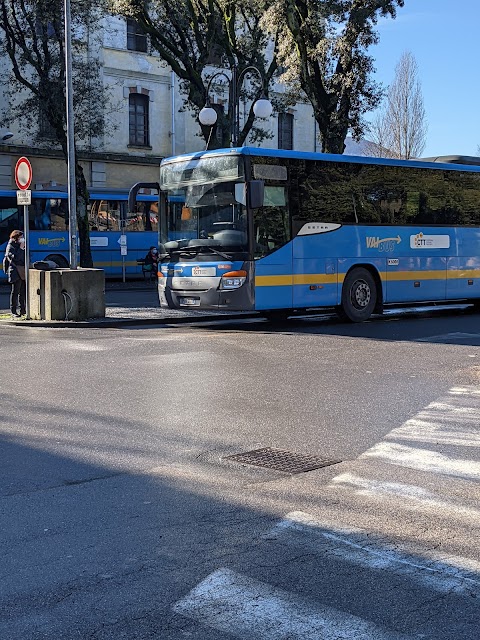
[64,0,78,268]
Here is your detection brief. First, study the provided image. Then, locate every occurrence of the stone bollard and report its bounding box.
[28,268,105,321]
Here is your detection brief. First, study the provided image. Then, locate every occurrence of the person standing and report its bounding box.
[3,229,26,318]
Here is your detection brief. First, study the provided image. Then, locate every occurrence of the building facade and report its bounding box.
[0,15,319,194]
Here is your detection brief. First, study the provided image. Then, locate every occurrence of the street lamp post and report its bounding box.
[199,64,273,147]
[64,0,78,269]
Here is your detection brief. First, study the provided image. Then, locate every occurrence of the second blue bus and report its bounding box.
[0,187,159,281]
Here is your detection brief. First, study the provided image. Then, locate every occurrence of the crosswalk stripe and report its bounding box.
[358,386,480,480]
[361,441,480,480]
[266,511,480,596]
[330,472,480,521]
[174,386,480,637]
[173,568,410,640]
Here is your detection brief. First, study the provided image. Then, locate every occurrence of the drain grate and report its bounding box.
[224,447,340,474]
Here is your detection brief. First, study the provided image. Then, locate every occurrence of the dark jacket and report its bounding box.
[4,240,25,284]
[144,251,158,268]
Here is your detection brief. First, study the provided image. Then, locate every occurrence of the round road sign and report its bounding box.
[15,156,32,190]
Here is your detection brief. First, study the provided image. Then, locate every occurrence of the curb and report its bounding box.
[1,312,260,329]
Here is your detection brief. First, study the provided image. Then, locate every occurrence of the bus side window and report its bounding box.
[292,159,358,226]
[89,200,121,231]
[132,202,158,232]
[50,199,68,231]
[0,199,20,244]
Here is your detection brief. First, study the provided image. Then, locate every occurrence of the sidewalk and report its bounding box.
[0,280,257,328]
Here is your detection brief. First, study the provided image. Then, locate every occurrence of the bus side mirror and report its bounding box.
[247,180,264,209]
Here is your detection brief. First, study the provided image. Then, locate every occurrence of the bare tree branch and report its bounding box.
[0,0,112,266]
[369,51,428,159]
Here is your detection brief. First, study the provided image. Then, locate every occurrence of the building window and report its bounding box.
[278,112,294,150]
[35,18,57,38]
[129,93,150,146]
[127,18,147,53]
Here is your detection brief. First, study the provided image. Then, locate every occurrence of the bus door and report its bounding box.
[292,224,341,309]
[445,229,480,300]
[252,187,293,311]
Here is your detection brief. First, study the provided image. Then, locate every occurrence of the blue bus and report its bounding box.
[154,147,480,321]
[0,187,159,281]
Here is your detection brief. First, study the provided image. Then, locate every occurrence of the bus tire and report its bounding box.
[45,254,69,268]
[341,267,377,322]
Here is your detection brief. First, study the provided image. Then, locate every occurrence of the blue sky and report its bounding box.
[369,0,478,157]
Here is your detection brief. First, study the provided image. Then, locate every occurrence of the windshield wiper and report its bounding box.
[178,245,232,260]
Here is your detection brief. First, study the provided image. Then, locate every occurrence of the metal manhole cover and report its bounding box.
[224,447,340,474]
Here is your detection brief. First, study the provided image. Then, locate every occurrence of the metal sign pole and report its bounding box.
[64,0,78,269]
[15,159,32,319]
[119,229,127,283]
[23,204,30,319]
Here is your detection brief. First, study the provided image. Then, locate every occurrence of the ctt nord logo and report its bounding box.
[366,235,401,252]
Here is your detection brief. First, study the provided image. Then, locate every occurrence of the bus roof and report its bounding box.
[0,189,157,201]
[420,155,480,166]
[160,147,480,173]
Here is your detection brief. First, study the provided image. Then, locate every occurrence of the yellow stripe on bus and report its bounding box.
[293,274,338,285]
[447,269,480,279]
[386,270,445,281]
[255,275,294,286]
[256,269,480,287]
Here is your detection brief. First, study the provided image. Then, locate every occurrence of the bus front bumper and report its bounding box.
[158,276,254,311]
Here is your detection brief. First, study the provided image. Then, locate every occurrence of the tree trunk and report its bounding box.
[75,162,93,268]
[320,117,349,154]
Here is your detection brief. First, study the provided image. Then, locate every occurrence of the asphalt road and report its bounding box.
[1,304,480,638]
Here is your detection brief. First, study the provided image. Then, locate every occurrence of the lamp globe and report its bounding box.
[253,99,273,119]
[199,107,218,126]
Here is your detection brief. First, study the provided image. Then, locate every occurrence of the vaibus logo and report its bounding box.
[365,235,401,252]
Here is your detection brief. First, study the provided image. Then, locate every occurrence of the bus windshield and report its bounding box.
[160,155,248,255]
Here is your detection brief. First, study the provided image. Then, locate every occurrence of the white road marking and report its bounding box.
[389,419,480,447]
[174,386,480,637]
[359,386,480,480]
[415,332,480,342]
[63,342,107,351]
[266,512,480,596]
[330,473,480,520]
[361,441,480,480]
[173,568,410,640]
[264,387,480,597]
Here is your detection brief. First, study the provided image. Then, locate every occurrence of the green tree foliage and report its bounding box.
[112,0,280,148]
[263,0,404,154]
[0,0,111,267]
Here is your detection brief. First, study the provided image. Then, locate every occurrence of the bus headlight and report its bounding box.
[220,270,247,290]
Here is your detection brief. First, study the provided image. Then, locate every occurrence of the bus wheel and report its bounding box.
[341,268,377,322]
[45,254,69,268]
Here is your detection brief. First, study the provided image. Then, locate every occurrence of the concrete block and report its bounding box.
[29,268,105,321]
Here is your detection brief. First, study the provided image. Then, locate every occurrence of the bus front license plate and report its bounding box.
[179,297,200,306]
[192,267,216,276]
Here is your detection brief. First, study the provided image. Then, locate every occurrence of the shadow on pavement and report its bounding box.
[1,390,479,639]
